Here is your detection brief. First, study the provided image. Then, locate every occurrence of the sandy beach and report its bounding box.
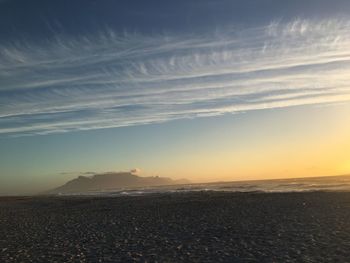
[1,191,350,262]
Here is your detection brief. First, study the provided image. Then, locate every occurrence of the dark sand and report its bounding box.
[1,192,350,262]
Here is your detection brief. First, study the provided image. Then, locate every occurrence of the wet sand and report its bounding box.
[1,191,350,262]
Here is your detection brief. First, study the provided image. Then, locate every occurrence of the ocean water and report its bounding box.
[60,175,350,196]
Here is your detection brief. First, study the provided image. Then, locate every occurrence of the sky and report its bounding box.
[1,0,350,194]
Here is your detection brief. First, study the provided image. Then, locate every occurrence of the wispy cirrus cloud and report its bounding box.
[1,18,350,136]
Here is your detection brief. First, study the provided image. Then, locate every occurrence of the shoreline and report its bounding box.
[2,188,350,199]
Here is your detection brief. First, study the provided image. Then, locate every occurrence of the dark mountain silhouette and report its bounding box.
[48,172,190,194]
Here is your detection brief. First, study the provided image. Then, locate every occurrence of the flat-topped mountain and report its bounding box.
[48,172,190,194]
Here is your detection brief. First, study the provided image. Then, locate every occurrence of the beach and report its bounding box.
[1,191,350,262]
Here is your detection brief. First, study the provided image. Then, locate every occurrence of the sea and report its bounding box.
[59,175,350,196]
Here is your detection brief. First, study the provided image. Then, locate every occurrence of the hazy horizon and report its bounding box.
[1,0,350,195]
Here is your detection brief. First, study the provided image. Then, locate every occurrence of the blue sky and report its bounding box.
[1,0,350,194]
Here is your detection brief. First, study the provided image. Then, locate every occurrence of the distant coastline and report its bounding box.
[42,173,350,197]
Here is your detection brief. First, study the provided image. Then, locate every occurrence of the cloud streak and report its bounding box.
[1,18,350,135]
